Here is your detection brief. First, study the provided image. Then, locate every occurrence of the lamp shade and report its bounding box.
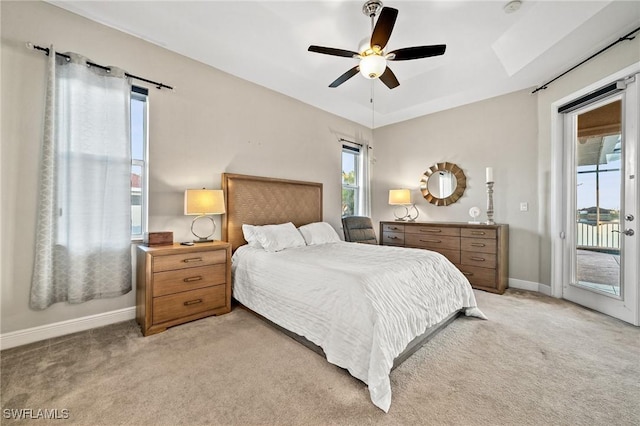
[359,54,387,79]
[389,189,411,205]
[184,189,225,215]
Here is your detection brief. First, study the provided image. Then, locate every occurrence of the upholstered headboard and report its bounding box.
[221,173,323,252]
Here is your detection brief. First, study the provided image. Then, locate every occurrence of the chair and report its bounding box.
[342,216,377,244]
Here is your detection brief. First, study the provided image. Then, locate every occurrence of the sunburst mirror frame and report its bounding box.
[419,162,467,206]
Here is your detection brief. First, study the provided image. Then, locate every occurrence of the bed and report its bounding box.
[221,173,485,412]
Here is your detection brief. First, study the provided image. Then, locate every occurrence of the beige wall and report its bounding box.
[372,90,540,284]
[1,1,371,333]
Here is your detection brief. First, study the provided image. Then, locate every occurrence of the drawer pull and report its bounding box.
[420,239,441,243]
[388,236,399,240]
[182,257,203,263]
[420,229,441,233]
[462,272,474,276]
[183,276,203,283]
[471,231,486,235]
[471,256,486,261]
[471,243,486,247]
[184,298,203,306]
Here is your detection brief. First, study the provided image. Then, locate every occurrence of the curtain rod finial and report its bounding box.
[25,42,34,50]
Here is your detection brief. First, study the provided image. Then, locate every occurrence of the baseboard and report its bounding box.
[509,278,552,296]
[0,307,136,350]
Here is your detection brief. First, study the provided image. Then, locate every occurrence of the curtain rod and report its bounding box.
[531,26,639,94]
[27,43,173,91]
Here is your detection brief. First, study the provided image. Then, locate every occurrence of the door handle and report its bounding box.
[612,229,635,236]
[625,214,634,222]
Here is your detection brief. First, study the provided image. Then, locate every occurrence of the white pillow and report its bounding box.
[241,224,263,248]
[298,222,341,245]
[244,222,306,252]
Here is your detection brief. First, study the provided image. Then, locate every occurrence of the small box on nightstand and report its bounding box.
[143,232,173,246]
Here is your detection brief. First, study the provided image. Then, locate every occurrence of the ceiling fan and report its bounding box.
[308,0,446,89]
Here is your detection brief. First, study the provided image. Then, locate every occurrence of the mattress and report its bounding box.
[232,241,485,412]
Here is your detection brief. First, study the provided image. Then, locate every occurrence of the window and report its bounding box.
[342,144,360,217]
[131,86,148,239]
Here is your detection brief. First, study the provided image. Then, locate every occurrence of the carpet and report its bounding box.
[2,289,639,425]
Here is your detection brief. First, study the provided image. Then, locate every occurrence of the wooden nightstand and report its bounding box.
[136,241,231,336]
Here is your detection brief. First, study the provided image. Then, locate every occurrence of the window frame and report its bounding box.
[131,86,149,241]
[341,143,361,217]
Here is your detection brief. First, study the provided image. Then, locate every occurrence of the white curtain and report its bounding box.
[30,47,132,310]
[358,142,372,217]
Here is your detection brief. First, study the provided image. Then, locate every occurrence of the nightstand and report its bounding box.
[136,241,231,336]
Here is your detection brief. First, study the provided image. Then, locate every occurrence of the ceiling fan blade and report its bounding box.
[387,45,446,61]
[308,45,359,58]
[379,67,400,89]
[370,7,398,51]
[329,66,360,88]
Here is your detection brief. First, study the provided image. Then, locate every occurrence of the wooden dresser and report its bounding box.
[136,241,231,336]
[380,221,509,294]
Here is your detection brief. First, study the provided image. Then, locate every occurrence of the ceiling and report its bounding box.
[47,1,640,128]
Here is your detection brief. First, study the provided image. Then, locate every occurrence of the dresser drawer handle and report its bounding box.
[184,298,203,306]
[471,256,486,261]
[471,231,486,235]
[420,239,441,243]
[462,272,473,276]
[389,227,401,230]
[388,236,400,240]
[183,257,203,263]
[420,229,441,233]
[471,243,486,247]
[183,276,203,283]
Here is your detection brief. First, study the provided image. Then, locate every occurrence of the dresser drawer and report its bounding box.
[153,264,226,297]
[457,264,497,289]
[429,248,461,264]
[461,237,496,254]
[406,234,460,251]
[405,226,460,237]
[153,250,226,272]
[153,285,227,324]
[461,251,496,269]
[382,232,405,245]
[382,223,405,233]
[461,228,497,239]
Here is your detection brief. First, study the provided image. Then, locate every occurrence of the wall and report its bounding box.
[372,90,540,285]
[0,1,371,334]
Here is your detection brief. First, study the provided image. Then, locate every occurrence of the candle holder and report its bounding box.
[486,182,495,225]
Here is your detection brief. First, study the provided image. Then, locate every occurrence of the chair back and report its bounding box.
[342,216,377,244]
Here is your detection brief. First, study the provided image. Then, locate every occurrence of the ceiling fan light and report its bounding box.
[359,54,387,79]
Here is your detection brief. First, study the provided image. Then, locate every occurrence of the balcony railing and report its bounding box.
[576,221,620,250]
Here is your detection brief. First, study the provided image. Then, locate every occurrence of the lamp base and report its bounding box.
[193,238,214,244]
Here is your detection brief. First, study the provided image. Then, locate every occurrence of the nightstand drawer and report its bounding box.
[461,237,496,254]
[461,251,496,269]
[154,250,226,272]
[153,285,227,324]
[382,232,405,245]
[461,228,497,239]
[153,264,226,297]
[406,234,460,251]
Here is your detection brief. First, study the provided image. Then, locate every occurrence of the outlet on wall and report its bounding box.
[520,202,529,212]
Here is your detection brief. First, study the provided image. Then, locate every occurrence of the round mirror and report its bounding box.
[420,162,467,206]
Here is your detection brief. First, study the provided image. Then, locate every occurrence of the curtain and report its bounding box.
[358,142,372,217]
[30,47,132,310]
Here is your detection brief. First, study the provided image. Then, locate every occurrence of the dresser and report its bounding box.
[136,242,231,336]
[380,221,509,294]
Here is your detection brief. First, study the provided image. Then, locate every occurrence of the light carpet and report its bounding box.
[2,289,639,425]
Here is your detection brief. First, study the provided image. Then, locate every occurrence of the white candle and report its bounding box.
[486,167,494,183]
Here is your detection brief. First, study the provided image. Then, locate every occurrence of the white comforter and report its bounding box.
[232,241,485,412]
